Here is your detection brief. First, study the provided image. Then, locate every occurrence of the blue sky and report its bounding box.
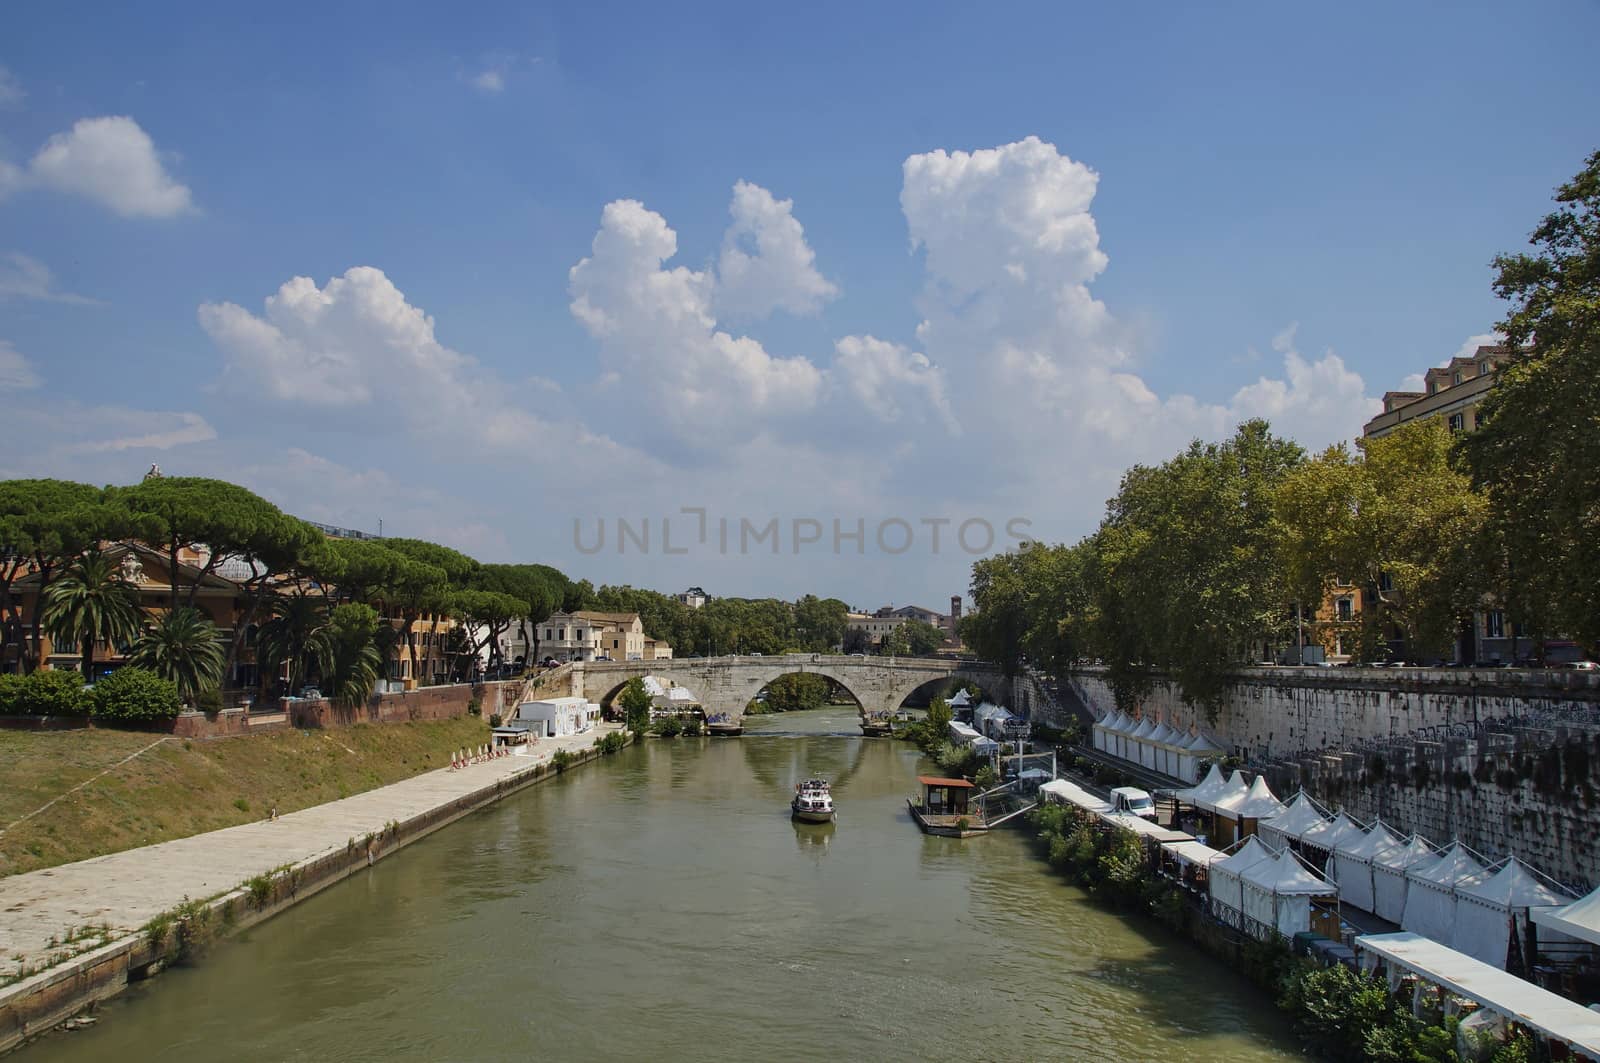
[3,2,1597,610]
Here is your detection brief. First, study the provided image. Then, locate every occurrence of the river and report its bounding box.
[20,708,1299,1062]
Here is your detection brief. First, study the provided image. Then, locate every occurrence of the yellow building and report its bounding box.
[1362,345,1510,439]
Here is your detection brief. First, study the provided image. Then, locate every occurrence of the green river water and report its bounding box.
[21,708,1300,1062]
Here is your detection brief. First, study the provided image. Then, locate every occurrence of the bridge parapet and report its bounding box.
[571,655,1007,722]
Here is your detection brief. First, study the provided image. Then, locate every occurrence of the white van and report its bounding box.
[1109,786,1158,821]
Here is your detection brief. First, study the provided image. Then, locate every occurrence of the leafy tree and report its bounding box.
[1276,962,1395,1062]
[255,595,332,694]
[899,619,948,656]
[219,515,322,683]
[0,479,123,672]
[841,626,873,654]
[129,607,227,702]
[476,563,569,662]
[41,548,144,679]
[618,676,652,735]
[325,603,384,708]
[881,624,912,657]
[1277,422,1489,662]
[110,477,291,609]
[925,696,953,736]
[759,673,831,712]
[450,589,527,673]
[793,595,849,651]
[1464,150,1600,655]
[90,666,182,721]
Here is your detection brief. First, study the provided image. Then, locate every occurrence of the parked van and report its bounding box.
[1108,786,1158,821]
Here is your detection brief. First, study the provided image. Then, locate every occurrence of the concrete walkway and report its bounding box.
[0,725,621,977]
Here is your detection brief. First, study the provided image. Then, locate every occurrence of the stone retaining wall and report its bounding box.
[284,681,516,729]
[1067,666,1600,759]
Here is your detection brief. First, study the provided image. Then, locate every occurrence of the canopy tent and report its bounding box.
[1332,822,1403,912]
[1162,839,1223,870]
[1146,722,1174,775]
[1178,731,1225,784]
[1231,776,1288,824]
[1106,711,1135,760]
[949,689,972,708]
[1038,778,1112,815]
[1298,811,1366,858]
[1128,718,1158,769]
[1454,858,1576,969]
[1257,791,1330,850]
[1198,771,1250,816]
[1104,814,1191,844]
[1532,883,1600,949]
[1174,763,1227,808]
[1402,842,1488,945]
[1373,834,1440,924]
[1152,723,1188,777]
[1356,932,1600,1058]
[1091,712,1112,753]
[1208,836,1278,914]
[1241,848,1338,938]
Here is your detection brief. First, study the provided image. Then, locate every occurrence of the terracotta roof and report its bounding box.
[567,610,640,625]
[917,775,975,788]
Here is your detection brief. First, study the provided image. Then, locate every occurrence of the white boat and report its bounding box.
[791,778,835,823]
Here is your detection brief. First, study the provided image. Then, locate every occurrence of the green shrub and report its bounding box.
[551,749,575,773]
[90,667,182,721]
[682,718,703,737]
[653,715,684,738]
[193,687,224,715]
[0,673,24,715]
[467,696,482,717]
[19,669,92,716]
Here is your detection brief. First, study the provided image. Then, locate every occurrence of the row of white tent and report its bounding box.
[1091,711,1225,783]
[1173,765,1584,971]
[1040,777,1337,942]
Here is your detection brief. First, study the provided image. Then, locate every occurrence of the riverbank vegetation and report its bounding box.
[1025,801,1534,1061]
[0,716,489,876]
[962,153,1600,718]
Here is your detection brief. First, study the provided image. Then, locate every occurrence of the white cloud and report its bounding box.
[830,335,954,429]
[0,66,23,109]
[27,116,193,218]
[1452,331,1502,362]
[0,340,42,391]
[0,251,99,304]
[200,265,611,456]
[714,180,838,320]
[472,69,505,94]
[569,197,824,451]
[64,411,216,453]
[0,160,23,200]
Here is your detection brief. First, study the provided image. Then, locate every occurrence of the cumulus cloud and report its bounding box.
[472,69,505,93]
[569,196,825,449]
[715,180,838,320]
[0,340,42,391]
[26,116,193,218]
[830,335,955,429]
[0,251,99,304]
[1452,331,1503,362]
[199,265,615,456]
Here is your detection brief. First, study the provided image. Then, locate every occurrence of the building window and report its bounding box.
[1453,371,1462,385]
[1478,361,1489,376]
[1378,572,1394,593]
[1448,413,1465,433]
[1486,611,1505,639]
[1336,598,1354,622]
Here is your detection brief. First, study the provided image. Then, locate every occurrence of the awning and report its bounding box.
[1532,883,1600,948]
[1162,839,1223,868]
[1356,932,1600,1056]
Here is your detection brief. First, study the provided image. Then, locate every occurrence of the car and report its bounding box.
[1568,661,1599,671]
[595,655,614,662]
[749,652,763,657]
[850,652,866,658]
[298,685,322,699]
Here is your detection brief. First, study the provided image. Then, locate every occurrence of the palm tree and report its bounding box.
[255,595,331,694]
[129,607,226,702]
[41,549,143,680]
[326,604,384,708]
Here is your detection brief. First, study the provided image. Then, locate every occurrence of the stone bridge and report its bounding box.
[571,654,1009,725]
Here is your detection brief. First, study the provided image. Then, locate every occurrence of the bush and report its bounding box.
[193,687,224,715]
[551,749,575,773]
[0,673,24,715]
[90,667,182,721]
[682,718,703,737]
[17,669,92,716]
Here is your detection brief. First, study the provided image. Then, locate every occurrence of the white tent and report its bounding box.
[1148,723,1185,777]
[1373,834,1439,923]
[1402,842,1488,945]
[1257,791,1329,850]
[1532,883,1600,948]
[1299,811,1365,858]
[1091,712,1111,752]
[1199,770,1249,816]
[1106,711,1134,759]
[949,689,972,708]
[1162,838,1223,870]
[1178,731,1225,784]
[1332,822,1402,912]
[1208,835,1277,915]
[1455,858,1576,969]
[1128,718,1157,769]
[1232,776,1287,822]
[1241,848,1338,938]
[1175,763,1227,808]
[1039,778,1112,815]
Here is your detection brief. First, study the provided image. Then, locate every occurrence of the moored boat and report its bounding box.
[791,778,836,823]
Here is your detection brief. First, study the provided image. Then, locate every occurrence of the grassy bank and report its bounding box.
[0,717,491,877]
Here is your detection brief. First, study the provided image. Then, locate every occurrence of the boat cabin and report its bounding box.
[918,776,975,816]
